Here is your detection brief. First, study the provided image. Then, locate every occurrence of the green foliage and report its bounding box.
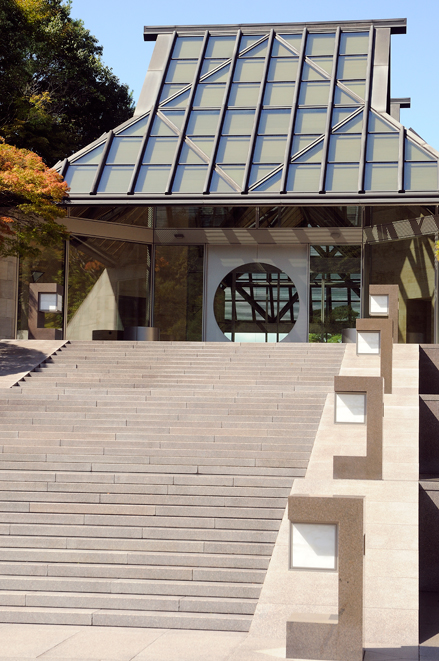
[0,0,134,165]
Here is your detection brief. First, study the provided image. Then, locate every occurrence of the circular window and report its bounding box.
[214,262,299,343]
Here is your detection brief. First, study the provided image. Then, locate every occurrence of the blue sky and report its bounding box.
[69,0,439,149]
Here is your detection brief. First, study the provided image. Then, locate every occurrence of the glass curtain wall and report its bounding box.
[154,245,204,341]
[309,245,361,342]
[17,246,65,339]
[67,238,151,340]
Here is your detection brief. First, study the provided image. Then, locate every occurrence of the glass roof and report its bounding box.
[61,22,439,202]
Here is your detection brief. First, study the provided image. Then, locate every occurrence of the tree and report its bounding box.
[0,138,69,257]
[0,0,134,165]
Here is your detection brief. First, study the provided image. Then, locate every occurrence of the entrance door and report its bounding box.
[205,245,309,342]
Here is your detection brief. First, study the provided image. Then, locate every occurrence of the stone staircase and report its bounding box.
[0,341,344,630]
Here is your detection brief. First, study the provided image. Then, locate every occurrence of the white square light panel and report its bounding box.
[369,294,389,316]
[335,392,366,423]
[39,293,62,312]
[357,331,380,355]
[290,523,337,570]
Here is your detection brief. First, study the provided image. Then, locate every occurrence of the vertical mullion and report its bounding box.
[90,130,114,195]
[318,27,341,193]
[202,30,242,195]
[280,27,307,194]
[241,30,275,194]
[127,31,177,195]
[357,26,375,193]
[165,31,210,195]
[398,127,405,192]
[62,239,69,340]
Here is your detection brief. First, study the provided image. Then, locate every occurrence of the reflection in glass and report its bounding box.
[17,245,65,339]
[214,262,298,342]
[155,206,257,229]
[309,244,361,342]
[67,239,151,341]
[154,245,203,341]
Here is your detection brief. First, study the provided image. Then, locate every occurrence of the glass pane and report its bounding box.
[229,83,260,107]
[287,164,320,191]
[180,139,213,163]
[278,34,302,52]
[67,240,150,341]
[309,244,361,342]
[98,166,133,193]
[161,110,185,129]
[206,36,236,58]
[364,163,398,190]
[200,62,230,82]
[160,86,190,108]
[328,135,361,162]
[64,165,97,193]
[254,135,286,163]
[258,109,290,134]
[213,166,244,189]
[186,110,220,135]
[404,163,438,191]
[405,139,436,162]
[151,115,179,137]
[118,116,150,136]
[339,32,369,55]
[343,81,365,99]
[325,164,359,191]
[107,137,142,164]
[172,37,203,59]
[210,171,239,192]
[271,40,295,57]
[306,33,335,56]
[143,137,178,164]
[332,109,362,130]
[217,136,250,163]
[294,142,323,163]
[368,112,397,133]
[298,81,330,106]
[333,86,362,105]
[239,40,267,57]
[166,60,197,84]
[172,165,208,192]
[154,246,203,341]
[234,59,265,82]
[135,165,170,193]
[223,109,256,135]
[302,62,329,81]
[73,144,105,165]
[291,135,319,157]
[295,108,327,134]
[267,58,298,82]
[240,35,265,53]
[250,166,281,190]
[194,84,226,107]
[367,134,399,161]
[264,82,295,106]
[337,55,367,80]
[309,56,333,76]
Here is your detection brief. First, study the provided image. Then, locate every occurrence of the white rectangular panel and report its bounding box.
[369,294,389,316]
[291,523,337,570]
[335,392,366,423]
[357,331,380,354]
[39,293,62,313]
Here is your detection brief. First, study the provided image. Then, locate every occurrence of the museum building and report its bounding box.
[3,17,439,345]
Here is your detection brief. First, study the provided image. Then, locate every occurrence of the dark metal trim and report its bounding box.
[59,159,69,179]
[318,26,341,193]
[143,19,407,40]
[165,30,210,195]
[202,30,242,195]
[280,27,308,194]
[357,26,375,194]
[90,131,114,196]
[127,31,177,196]
[241,30,275,194]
